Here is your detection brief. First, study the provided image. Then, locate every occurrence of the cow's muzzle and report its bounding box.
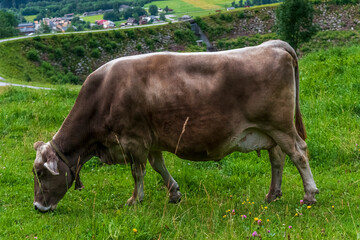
[34,202,57,212]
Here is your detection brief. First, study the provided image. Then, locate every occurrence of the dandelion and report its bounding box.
[252,202,254,204]
[252,231,259,237]
[267,219,270,222]
[288,226,292,229]
[242,215,247,219]
[332,205,335,209]
[264,206,268,210]
[223,215,227,218]
[242,201,245,205]
[226,209,231,213]
[230,195,233,198]
[295,213,299,216]
[300,200,304,205]
[307,205,312,209]
[133,228,138,233]
[254,217,259,221]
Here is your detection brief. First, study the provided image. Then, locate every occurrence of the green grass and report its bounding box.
[81,14,104,23]
[24,15,37,22]
[0,44,359,239]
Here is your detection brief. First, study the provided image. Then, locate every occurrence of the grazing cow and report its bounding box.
[33,40,319,212]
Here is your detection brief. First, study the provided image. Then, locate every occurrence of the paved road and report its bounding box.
[0,22,169,44]
[0,77,52,90]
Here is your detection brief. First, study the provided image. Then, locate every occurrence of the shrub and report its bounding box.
[73,46,85,57]
[88,39,99,48]
[174,29,196,44]
[91,49,101,58]
[26,49,39,61]
[126,29,136,39]
[136,43,142,51]
[54,48,63,60]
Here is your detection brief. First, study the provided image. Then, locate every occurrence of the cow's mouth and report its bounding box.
[34,202,57,212]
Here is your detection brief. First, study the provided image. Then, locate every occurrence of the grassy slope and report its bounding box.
[0,44,359,239]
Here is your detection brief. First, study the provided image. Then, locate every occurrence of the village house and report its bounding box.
[95,19,115,29]
[178,15,192,21]
[119,4,131,12]
[42,15,72,32]
[126,18,138,26]
[17,23,35,35]
[83,9,113,17]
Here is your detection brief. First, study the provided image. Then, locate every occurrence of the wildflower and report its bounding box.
[288,225,292,229]
[232,209,235,215]
[252,202,254,204]
[267,219,270,222]
[295,213,299,216]
[300,200,304,205]
[332,205,335,209]
[242,215,247,219]
[34,237,38,239]
[257,219,262,225]
[299,213,303,216]
[226,209,231,213]
[267,230,271,233]
[223,215,227,218]
[242,201,245,204]
[252,231,259,237]
[249,211,252,215]
[254,217,259,221]
[230,195,233,198]
[307,205,312,209]
[133,228,138,233]
[264,206,268,210]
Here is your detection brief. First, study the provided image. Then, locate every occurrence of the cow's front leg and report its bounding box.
[126,160,147,205]
[266,145,286,202]
[148,151,182,203]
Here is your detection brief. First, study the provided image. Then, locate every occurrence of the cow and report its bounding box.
[33,40,319,212]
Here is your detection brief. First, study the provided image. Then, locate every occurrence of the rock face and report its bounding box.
[203,3,360,41]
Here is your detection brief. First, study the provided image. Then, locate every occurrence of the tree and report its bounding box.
[160,12,166,21]
[0,10,19,38]
[103,11,119,21]
[39,22,51,34]
[276,0,317,50]
[149,4,158,16]
[164,5,169,13]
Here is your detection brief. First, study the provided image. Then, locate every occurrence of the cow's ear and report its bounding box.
[43,151,59,175]
[44,160,59,175]
[34,141,45,150]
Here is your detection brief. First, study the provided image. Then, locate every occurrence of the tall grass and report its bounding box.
[0,45,359,239]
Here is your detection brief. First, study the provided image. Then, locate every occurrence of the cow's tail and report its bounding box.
[294,63,307,140]
[281,42,307,140]
[267,40,307,140]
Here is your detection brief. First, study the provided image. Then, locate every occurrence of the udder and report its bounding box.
[234,129,276,153]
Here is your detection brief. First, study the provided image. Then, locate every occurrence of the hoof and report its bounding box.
[265,190,282,203]
[169,190,182,204]
[303,188,319,205]
[125,197,142,206]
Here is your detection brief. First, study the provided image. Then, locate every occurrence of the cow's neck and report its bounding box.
[52,106,96,168]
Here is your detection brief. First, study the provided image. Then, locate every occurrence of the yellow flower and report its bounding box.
[295,213,299,216]
[133,228,138,233]
[254,217,259,221]
[226,209,231,213]
[307,206,312,209]
[332,205,335,209]
[267,219,270,222]
[223,215,227,218]
[264,206,268,210]
[252,202,254,204]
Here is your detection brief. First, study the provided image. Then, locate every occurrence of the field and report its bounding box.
[80,14,104,23]
[24,15,37,22]
[0,43,359,239]
[145,0,245,17]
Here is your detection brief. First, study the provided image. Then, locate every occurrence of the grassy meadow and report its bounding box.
[0,43,360,239]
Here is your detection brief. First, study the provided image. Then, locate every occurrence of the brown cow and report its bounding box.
[33,40,319,212]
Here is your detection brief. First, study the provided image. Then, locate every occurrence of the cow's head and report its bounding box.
[33,141,73,212]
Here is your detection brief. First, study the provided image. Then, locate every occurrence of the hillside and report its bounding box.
[1,3,360,85]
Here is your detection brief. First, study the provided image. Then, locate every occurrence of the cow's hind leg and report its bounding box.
[148,151,182,203]
[270,131,319,204]
[126,155,147,206]
[266,145,286,202]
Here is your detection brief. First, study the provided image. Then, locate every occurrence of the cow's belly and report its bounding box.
[172,128,276,161]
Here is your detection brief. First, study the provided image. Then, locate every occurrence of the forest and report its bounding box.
[0,0,154,17]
